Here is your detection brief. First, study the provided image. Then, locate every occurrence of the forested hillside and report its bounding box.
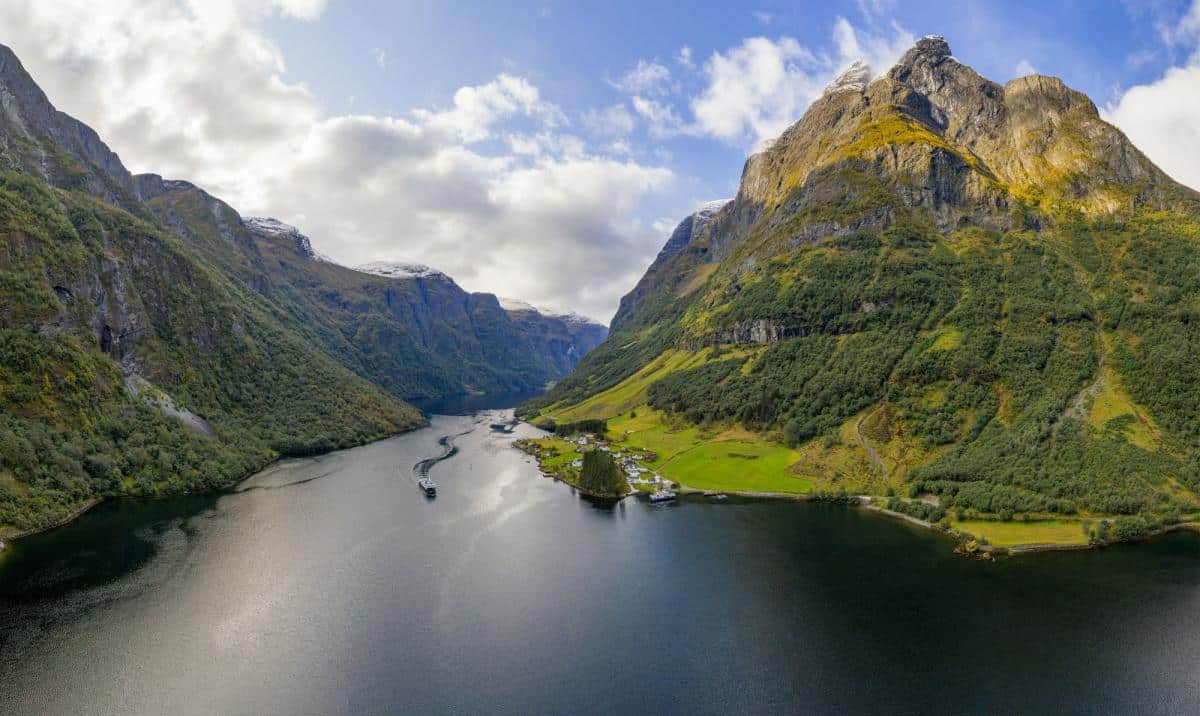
[0,42,600,534]
[524,37,1200,539]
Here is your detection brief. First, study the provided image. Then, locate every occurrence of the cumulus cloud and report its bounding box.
[414,74,565,143]
[690,18,912,148]
[1105,62,1200,191]
[0,0,672,321]
[1103,1,1200,192]
[613,17,913,149]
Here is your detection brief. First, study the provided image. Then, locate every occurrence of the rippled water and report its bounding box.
[2,411,1199,714]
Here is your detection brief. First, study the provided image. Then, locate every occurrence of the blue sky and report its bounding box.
[263,0,1194,204]
[4,0,1200,320]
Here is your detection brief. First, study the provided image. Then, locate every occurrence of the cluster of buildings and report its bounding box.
[568,433,664,488]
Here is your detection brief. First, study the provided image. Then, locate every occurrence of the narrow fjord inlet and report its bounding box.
[5,3,1200,714]
[3,411,1200,714]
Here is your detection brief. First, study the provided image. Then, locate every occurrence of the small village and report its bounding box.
[515,431,678,501]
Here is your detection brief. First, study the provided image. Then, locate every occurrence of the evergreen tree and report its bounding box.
[578,450,624,497]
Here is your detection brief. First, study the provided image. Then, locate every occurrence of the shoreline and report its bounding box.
[0,423,425,551]
[514,439,629,501]
[515,430,1199,557]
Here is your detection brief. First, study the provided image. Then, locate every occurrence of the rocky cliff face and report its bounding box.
[500,302,608,377]
[611,199,729,332]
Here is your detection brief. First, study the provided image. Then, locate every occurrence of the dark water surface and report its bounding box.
[2,411,1199,715]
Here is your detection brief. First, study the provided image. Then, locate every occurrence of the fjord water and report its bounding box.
[2,412,1199,715]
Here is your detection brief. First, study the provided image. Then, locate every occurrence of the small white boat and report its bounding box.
[648,489,676,503]
[418,477,437,496]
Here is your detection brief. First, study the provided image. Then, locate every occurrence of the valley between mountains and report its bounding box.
[6,32,1200,553]
[0,42,604,535]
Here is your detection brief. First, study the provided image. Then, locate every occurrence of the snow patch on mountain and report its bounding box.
[243,216,335,262]
[498,296,539,313]
[693,198,731,235]
[696,198,731,214]
[356,260,451,281]
[499,296,602,326]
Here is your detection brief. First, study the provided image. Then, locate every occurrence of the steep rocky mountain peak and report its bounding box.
[824,59,873,95]
[737,36,1188,232]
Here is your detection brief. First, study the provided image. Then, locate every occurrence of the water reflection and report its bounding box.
[0,411,1198,715]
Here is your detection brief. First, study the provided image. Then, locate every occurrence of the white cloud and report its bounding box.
[690,36,820,145]
[1104,61,1200,191]
[753,11,772,26]
[1102,0,1200,193]
[1014,58,1037,76]
[676,46,694,68]
[0,0,671,321]
[830,16,914,76]
[690,19,912,148]
[371,47,387,69]
[414,74,564,143]
[631,96,687,138]
[613,59,672,94]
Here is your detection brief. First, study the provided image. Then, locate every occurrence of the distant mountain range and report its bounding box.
[0,43,603,532]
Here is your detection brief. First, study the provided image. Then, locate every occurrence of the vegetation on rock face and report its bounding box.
[0,168,424,533]
[522,37,1200,540]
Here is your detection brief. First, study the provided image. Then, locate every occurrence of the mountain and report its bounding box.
[497,299,608,378]
[524,37,1200,539]
[0,44,600,533]
[140,179,607,402]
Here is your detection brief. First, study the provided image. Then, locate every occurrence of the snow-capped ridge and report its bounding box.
[355,260,451,281]
[692,198,731,236]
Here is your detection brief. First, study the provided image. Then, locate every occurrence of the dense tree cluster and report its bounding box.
[549,419,608,437]
[578,450,625,498]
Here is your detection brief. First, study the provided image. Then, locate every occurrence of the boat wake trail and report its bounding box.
[412,429,473,480]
